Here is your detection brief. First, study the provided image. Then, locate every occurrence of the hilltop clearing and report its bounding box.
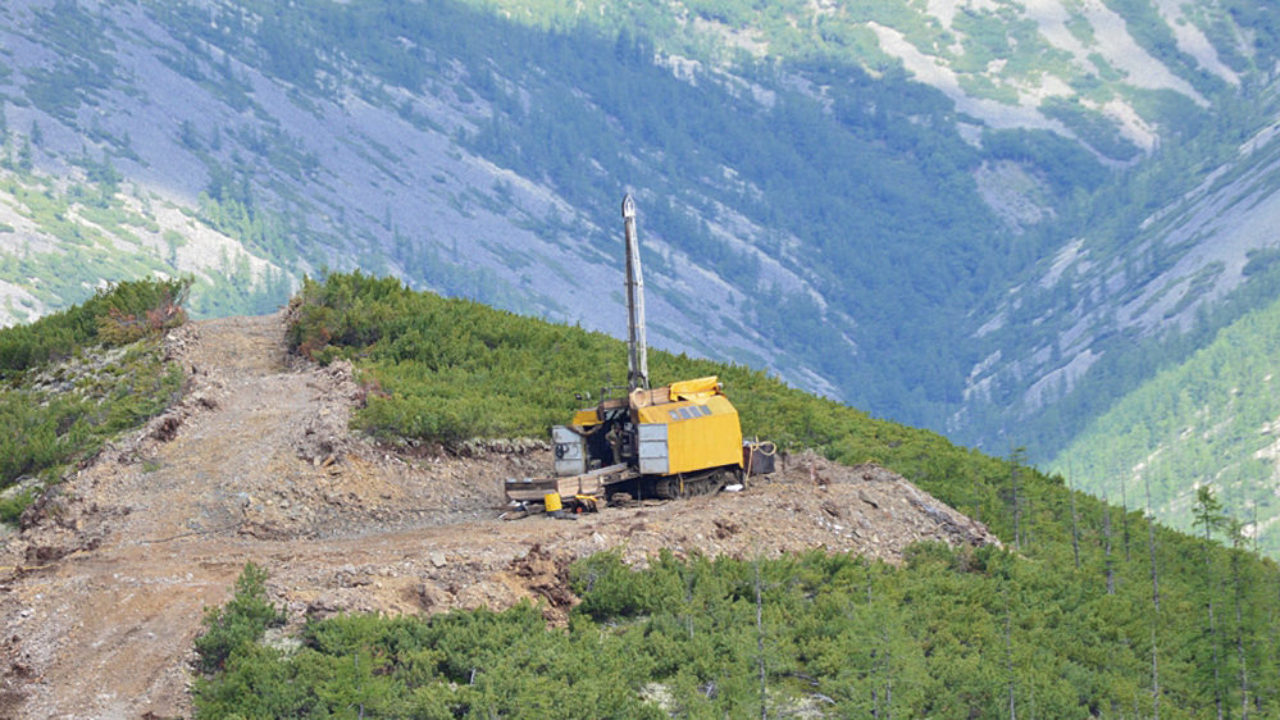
[0,313,995,719]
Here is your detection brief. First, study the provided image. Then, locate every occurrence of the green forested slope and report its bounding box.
[968,100,1280,463]
[192,272,1280,719]
[1054,289,1280,556]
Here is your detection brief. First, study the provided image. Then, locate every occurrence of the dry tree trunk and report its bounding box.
[1145,474,1160,720]
[1102,501,1115,596]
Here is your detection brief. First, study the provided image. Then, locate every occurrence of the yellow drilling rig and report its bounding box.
[504,195,774,512]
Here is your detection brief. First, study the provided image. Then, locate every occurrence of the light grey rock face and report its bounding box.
[959,126,1280,444]
[0,0,842,399]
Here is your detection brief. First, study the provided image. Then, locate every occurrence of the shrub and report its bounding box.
[95,282,189,345]
[0,487,34,524]
[0,281,189,497]
[0,276,192,377]
[194,563,285,674]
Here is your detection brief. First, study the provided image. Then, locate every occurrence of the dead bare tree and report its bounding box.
[1069,481,1081,570]
[1193,486,1226,720]
[1102,496,1115,595]
[1119,468,1131,563]
[863,565,893,720]
[755,558,768,720]
[1145,474,1160,720]
[1004,583,1017,720]
[1008,447,1026,552]
[1229,517,1250,720]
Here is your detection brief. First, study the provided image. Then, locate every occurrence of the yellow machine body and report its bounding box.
[634,387,742,476]
[557,376,742,479]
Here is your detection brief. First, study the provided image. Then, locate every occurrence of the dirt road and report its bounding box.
[0,313,995,719]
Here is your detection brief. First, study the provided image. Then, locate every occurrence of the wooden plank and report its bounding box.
[558,475,603,496]
[505,464,632,502]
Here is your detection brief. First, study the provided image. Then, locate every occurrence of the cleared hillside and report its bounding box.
[205,272,1280,718]
[0,310,994,718]
[3,276,1280,717]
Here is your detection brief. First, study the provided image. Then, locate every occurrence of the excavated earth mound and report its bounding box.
[0,312,997,719]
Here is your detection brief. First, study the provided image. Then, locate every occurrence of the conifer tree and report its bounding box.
[17,135,31,173]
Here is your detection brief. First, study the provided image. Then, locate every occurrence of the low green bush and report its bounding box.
[194,563,285,674]
[0,276,190,378]
[195,542,1280,719]
[0,278,189,501]
[0,487,34,524]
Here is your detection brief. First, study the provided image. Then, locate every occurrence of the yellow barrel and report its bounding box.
[544,492,563,512]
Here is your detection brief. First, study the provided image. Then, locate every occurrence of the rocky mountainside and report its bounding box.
[4,0,1280,484]
[0,0,851,396]
[0,313,996,719]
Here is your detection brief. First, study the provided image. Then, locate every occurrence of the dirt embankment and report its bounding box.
[0,312,997,720]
